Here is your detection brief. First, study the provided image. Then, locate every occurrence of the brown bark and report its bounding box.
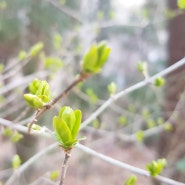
[157,0,185,183]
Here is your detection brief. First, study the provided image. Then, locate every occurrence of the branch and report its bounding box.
[76,143,185,185]
[45,0,83,23]
[28,72,91,133]
[0,71,49,95]
[5,143,58,185]
[81,57,185,128]
[59,151,71,185]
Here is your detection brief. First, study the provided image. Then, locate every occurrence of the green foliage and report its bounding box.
[136,130,144,142]
[177,0,185,9]
[12,154,22,169]
[45,57,64,72]
[118,116,127,125]
[85,88,98,104]
[50,170,60,181]
[31,124,42,131]
[18,50,27,61]
[147,119,155,129]
[3,128,13,136]
[137,61,147,75]
[142,108,150,119]
[29,42,44,57]
[53,106,82,150]
[108,82,117,95]
[24,79,51,109]
[0,64,4,72]
[82,41,111,74]
[0,1,7,9]
[146,158,167,176]
[11,132,23,143]
[124,175,137,185]
[164,123,173,131]
[154,77,165,87]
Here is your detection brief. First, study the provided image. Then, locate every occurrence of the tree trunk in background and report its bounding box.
[157,0,185,183]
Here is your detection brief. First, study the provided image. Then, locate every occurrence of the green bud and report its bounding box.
[24,79,51,109]
[118,116,127,125]
[29,42,44,57]
[0,64,4,73]
[154,77,165,87]
[82,41,111,73]
[137,61,147,74]
[164,123,173,131]
[11,132,23,143]
[3,128,13,136]
[136,130,144,142]
[86,88,98,104]
[53,106,82,150]
[50,170,60,181]
[177,0,185,9]
[24,94,44,108]
[124,175,137,185]
[147,119,155,129]
[45,57,64,72]
[12,154,22,169]
[18,50,27,61]
[146,158,167,176]
[108,82,117,95]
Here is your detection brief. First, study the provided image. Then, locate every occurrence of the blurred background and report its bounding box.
[0,0,185,184]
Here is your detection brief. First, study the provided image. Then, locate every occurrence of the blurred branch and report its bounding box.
[45,0,83,23]
[5,143,58,185]
[2,56,32,81]
[76,143,185,185]
[4,132,185,185]
[81,57,185,128]
[0,71,49,95]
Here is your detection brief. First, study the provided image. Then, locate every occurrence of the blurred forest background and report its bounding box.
[1,0,185,185]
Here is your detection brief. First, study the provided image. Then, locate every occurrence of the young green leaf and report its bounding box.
[29,42,44,57]
[146,158,167,176]
[124,175,137,185]
[178,0,185,9]
[154,77,165,87]
[53,106,83,150]
[12,155,22,169]
[50,170,60,181]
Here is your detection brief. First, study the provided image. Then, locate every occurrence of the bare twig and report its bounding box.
[0,71,49,95]
[45,0,83,23]
[59,150,71,185]
[81,57,185,129]
[5,143,58,185]
[76,143,185,185]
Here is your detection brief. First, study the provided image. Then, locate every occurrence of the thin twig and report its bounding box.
[76,143,185,185]
[81,57,185,129]
[28,72,91,133]
[5,143,58,185]
[45,0,83,23]
[59,150,71,185]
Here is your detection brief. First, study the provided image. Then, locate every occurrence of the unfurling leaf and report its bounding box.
[146,158,167,176]
[124,175,137,185]
[53,106,82,150]
[82,41,111,74]
[24,79,51,109]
